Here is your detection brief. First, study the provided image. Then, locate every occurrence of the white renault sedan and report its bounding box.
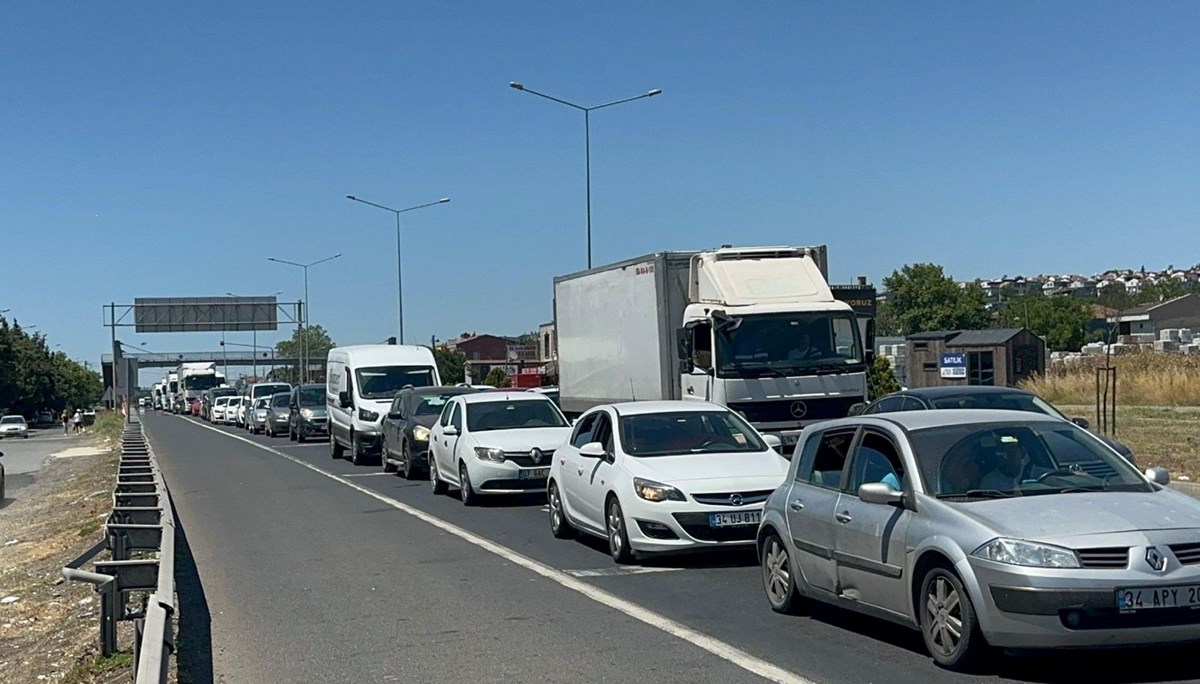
[428,392,572,505]
[548,401,788,563]
[211,396,231,424]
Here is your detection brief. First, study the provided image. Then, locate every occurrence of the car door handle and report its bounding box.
[686,386,695,395]
[789,500,804,512]
[835,511,853,524]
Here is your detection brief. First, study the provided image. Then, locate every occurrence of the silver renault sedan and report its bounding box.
[757,409,1200,671]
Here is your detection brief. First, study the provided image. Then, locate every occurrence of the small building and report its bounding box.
[906,328,1046,389]
[537,321,557,363]
[1107,294,1200,337]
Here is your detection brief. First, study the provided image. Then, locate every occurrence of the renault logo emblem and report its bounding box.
[530,448,544,465]
[1146,546,1167,572]
[729,493,744,506]
[790,401,808,419]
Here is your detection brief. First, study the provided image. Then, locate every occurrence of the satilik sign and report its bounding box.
[940,352,967,379]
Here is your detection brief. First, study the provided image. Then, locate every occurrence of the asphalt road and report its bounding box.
[0,426,90,499]
[144,411,1200,684]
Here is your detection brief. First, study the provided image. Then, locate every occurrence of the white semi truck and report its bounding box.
[165,372,180,413]
[553,245,872,448]
[174,362,226,414]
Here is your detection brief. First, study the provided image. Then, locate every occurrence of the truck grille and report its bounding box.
[1076,547,1129,569]
[727,397,861,424]
[1170,542,1200,565]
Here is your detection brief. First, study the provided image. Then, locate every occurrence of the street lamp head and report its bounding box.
[509,82,524,90]
[648,89,662,97]
[346,195,357,200]
[438,198,451,204]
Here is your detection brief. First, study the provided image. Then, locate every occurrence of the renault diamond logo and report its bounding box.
[790,401,808,419]
[729,493,744,506]
[1146,546,1167,572]
[530,448,544,465]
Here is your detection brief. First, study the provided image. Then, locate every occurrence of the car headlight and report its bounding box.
[972,538,1080,568]
[358,408,379,422]
[413,425,431,441]
[474,446,506,463]
[300,408,314,419]
[256,410,268,419]
[633,478,686,503]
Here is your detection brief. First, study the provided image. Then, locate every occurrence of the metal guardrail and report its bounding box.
[62,415,175,683]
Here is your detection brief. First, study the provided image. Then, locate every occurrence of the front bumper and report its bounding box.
[409,440,430,468]
[969,556,1200,648]
[624,501,763,554]
[466,459,550,494]
[298,417,328,435]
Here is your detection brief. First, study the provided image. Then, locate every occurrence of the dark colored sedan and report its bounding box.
[381,386,479,479]
[265,392,292,437]
[288,384,328,442]
[850,385,1136,464]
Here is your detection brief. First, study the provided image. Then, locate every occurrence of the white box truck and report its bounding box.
[553,245,870,447]
[174,362,226,414]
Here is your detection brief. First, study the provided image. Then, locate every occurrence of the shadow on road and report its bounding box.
[173,507,214,684]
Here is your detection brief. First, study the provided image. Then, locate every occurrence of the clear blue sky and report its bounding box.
[3,1,1198,381]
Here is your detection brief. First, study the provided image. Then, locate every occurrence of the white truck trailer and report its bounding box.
[553,245,871,448]
[174,362,225,413]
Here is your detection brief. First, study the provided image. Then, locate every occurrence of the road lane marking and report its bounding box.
[344,472,392,478]
[159,415,815,684]
[565,566,685,578]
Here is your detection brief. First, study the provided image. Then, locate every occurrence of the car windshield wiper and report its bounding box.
[947,489,1016,500]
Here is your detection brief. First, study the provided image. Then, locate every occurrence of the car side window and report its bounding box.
[438,401,454,428]
[591,413,614,454]
[571,413,600,448]
[865,396,902,414]
[847,430,906,492]
[804,429,856,489]
[450,403,463,432]
[391,396,404,417]
[793,430,824,481]
[898,396,926,412]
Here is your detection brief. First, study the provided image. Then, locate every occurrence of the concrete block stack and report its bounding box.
[1180,329,1195,345]
[878,343,908,386]
[1155,340,1180,352]
[1161,329,1181,343]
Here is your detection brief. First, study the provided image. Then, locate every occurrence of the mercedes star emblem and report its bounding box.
[789,401,808,419]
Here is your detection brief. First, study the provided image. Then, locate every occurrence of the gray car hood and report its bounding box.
[955,489,1200,539]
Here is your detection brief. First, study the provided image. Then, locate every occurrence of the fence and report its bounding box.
[62,414,175,683]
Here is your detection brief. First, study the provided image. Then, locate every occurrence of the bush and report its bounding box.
[1021,352,1200,406]
[483,367,512,388]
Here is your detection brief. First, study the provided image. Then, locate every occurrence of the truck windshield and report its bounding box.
[715,312,863,377]
[168,382,178,392]
[355,366,436,399]
[185,375,220,391]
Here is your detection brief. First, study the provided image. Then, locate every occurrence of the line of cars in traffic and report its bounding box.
[162,343,1200,670]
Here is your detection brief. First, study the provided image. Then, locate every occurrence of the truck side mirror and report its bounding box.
[338,391,352,409]
[676,328,692,361]
[865,350,875,365]
[678,359,695,374]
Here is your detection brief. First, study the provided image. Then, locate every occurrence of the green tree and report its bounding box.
[435,347,467,385]
[1138,279,1187,305]
[867,354,901,400]
[271,325,335,382]
[484,367,512,388]
[999,296,1093,352]
[881,264,989,336]
[1096,281,1135,312]
[0,316,100,416]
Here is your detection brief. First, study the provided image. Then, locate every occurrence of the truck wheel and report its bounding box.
[350,432,364,466]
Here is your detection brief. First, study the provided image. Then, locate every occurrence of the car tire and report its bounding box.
[331,433,345,460]
[548,481,575,539]
[401,441,421,481]
[761,532,807,615]
[429,456,448,495]
[297,427,306,443]
[381,435,397,473]
[919,565,987,671]
[458,461,478,506]
[350,432,364,466]
[605,497,634,564]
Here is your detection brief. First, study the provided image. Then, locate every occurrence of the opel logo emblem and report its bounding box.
[790,401,808,419]
[530,448,544,465]
[1146,546,1167,572]
[729,493,744,506]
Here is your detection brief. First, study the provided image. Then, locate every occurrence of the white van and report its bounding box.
[327,345,441,465]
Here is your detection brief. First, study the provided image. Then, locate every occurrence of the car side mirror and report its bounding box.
[387,411,402,420]
[848,403,867,417]
[1145,467,1170,486]
[338,391,352,409]
[762,434,783,451]
[579,442,606,459]
[858,482,905,506]
[1071,417,1090,429]
[443,426,459,436]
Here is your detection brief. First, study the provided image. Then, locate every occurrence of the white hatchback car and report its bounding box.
[548,401,788,563]
[0,415,29,439]
[429,392,572,505]
[211,397,231,424]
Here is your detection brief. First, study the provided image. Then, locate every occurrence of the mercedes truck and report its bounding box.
[174,362,226,414]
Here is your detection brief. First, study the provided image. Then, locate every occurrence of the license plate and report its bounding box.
[779,433,800,446]
[1116,585,1200,613]
[708,510,762,528]
[518,467,550,480]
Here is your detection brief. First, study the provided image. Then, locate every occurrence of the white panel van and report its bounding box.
[327,345,441,465]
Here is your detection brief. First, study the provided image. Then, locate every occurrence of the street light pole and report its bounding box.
[346,195,450,344]
[266,254,341,383]
[509,81,662,268]
[228,291,281,383]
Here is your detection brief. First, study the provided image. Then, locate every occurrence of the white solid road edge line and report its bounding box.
[167,416,818,684]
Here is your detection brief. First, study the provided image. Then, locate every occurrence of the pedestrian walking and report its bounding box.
[61,409,70,435]
[72,409,83,434]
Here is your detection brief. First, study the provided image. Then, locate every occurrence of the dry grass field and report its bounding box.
[1023,352,1200,406]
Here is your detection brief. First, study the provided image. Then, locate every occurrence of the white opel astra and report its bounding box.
[429,392,572,505]
[547,401,788,563]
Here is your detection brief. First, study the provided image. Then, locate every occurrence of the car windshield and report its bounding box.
[715,312,863,378]
[255,398,270,409]
[272,394,290,408]
[1,416,25,425]
[298,387,324,406]
[355,366,436,399]
[212,388,238,398]
[253,384,290,400]
[909,421,1153,500]
[466,399,567,432]
[414,393,458,416]
[928,392,1063,417]
[618,410,767,457]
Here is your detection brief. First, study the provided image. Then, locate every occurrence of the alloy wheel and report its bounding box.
[764,538,792,606]
[925,576,963,658]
